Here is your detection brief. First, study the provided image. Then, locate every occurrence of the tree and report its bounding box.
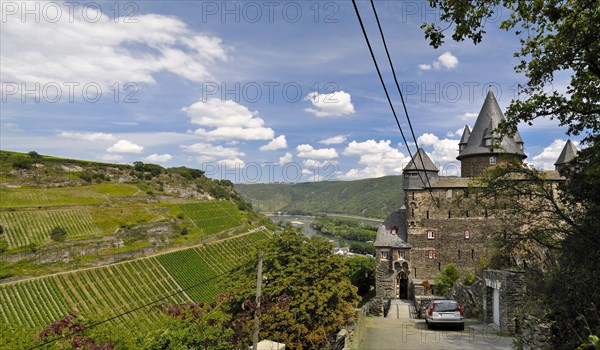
[50,227,67,242]
[225,229,359,349]
[434,263,460,296]
[345,255,376,296]
[422,0,599,142]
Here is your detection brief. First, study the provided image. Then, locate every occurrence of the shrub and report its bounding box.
[50,227,67,242]
[12,158,32,170]
[180,228,188,236]
[434,263,460,296]
[463,272,476,286]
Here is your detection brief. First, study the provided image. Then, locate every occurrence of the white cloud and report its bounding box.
[419,51,459,71]
[531,139,578,170]
[296,144,338,159]
[437,51,459,69]
[319,135,348,145]
[183,99,274,141]
[304,91,355,117]
[278,152,293,164]
[58,131,115,142]
[106,140,144,153]
[1,4,227,93]
[180,143,244,160]
[417,133,439,146]
[99,154,123,162]
[340,140,409,180]
[144,153,173,163]
[259,135,287,151]
[459,112,478,121]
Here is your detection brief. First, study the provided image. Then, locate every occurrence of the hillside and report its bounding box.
[0,150,271,279]
[235,175,405,219]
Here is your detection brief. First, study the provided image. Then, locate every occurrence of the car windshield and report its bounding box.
[433,301,458,312]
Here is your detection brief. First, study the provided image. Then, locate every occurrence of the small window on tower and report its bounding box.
[489,156,497,165]
[427,230,436,240]
[464,230,471,239]
[381,251,389,259]
[428,250,435,259]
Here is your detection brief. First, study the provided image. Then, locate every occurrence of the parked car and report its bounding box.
[425,299,464,330]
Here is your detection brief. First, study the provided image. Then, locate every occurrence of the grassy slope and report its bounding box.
[0,150,270,277]
[236,175,404,219]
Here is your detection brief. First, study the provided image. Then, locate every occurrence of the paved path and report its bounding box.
[358,299,513,350]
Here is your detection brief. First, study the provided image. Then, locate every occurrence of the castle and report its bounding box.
[374,90,576,301]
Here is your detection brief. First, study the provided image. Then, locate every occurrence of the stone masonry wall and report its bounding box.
[406,185,502,284]
[460,154,523,177]
[483,269,526,335]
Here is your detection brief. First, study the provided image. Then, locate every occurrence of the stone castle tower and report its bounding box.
[373,91,576,306]
[457,90,526,177]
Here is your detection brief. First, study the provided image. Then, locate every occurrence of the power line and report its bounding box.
[369,0,436,195]
[351,0,438,206]
[29,239,269,349]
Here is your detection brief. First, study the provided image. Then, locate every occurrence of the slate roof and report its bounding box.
[459,125,471,145]
[554,140,577,166]
[374,209,411,248]
[403,148,439,172]
[457,90,526,160]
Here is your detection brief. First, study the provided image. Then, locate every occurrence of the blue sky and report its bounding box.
[1,1,578,182]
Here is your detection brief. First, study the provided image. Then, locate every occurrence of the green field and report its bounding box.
[0,183,141,208]
[0,209,100,248]
[0,230,271,346]
[179,201,243,235]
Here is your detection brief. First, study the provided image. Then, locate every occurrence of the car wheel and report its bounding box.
[458,323,464,331]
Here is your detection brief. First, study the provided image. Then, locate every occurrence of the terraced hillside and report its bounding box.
[0,150,270,280]
[0,230,271,347]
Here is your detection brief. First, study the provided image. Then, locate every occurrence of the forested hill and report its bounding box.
[235,175,404,219]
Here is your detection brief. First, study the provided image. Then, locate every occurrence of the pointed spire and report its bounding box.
[459,125,471,145]
[554,140,577,169]
[457,90,526,160]
[403,148,438,172]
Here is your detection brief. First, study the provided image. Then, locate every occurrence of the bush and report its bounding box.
[462,272,476,286]
[50,227,67,242]
[434,263,460,296]
[12,158,32,170]
[180,228,188,236]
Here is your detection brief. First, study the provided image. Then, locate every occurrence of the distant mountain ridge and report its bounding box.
[235,175,405,219]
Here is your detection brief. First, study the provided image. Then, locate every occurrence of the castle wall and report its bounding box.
[460,154,523,177]
[405,183,502,284]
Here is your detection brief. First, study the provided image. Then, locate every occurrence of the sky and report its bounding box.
[0,1,580,183]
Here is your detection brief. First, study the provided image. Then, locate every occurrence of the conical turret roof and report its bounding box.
[554,140,577,166]
[457,90,526,160]
[403,148,438,172]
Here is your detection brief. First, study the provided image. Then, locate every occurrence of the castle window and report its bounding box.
[414,267,417,278]
[426,210,429,219]
[412,191,415,200]
[464,230,471,239]
[400,250,405,259]
[489,156,497,165]
[448,210,452,218]
[471,249,475,260]
[438,262,441,270]
[428,250,435,259]
[466,210,469,218]
[446,189,452,198]
[427,230,436,240]
[381,251,389,259]
[458,249,461,260]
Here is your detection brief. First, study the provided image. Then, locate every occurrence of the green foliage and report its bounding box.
[462,272,476,286]
[78,171,93,182]
[226,229,359,349]
[12,157,33,170]
[132,161,163,177]
[0,239,8,253]
[169,166,205,180]
[180,227,188,236]
[349,242,374,255]
[311,217,378,242]
[50,226,67,242]
[345,256,375,296]
[28,151,41,159]
[0,224,3,234]
[434,263,460,296]
[235,175,404,218]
